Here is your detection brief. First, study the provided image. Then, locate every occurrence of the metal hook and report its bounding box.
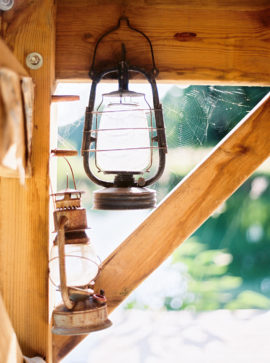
[89,17,158,78]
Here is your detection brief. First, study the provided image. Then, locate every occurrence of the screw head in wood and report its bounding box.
[26,52,43,70]
[0,0,14,11]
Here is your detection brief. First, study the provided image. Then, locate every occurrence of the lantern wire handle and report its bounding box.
[63,156,77,190]
[90,16,158,78]
[58,215,76,310]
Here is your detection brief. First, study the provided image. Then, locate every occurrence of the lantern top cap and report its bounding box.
[102,90,145,98]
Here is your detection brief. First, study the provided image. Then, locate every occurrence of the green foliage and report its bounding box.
[170,238,242,311]
[165,172,270,311]
[194,175,270,279]
[169,237,270,311]
[58,118,84,151]
[225,291,270,310]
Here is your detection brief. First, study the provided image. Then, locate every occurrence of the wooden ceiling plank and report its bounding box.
[0,0,55,360]
[56,0,270,85]
[53,91,270,361]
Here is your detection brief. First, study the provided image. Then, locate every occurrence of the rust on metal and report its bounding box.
[52,301,112,335]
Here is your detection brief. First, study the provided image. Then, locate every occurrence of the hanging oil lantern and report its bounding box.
[81,17,167,210]
[49,156,112,335]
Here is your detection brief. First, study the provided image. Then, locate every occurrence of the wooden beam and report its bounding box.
[0,293,23,363]
[135,0,270,10]
[56,0,270,85]
[0,0,55,359]
[53,93,270,361]
[51,95,80,103]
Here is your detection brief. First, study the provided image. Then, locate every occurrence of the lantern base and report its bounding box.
[93,187,156,210]
[52,302,112,336]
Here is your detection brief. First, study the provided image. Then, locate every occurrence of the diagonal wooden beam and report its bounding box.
[53,92,270,361]
[0,293,23,363]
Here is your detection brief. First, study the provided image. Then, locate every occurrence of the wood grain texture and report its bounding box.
[0,0,55,359]
[56,0,270,85]
[53,93,270,361]
[0,293,23,363]
[143,0,270,10]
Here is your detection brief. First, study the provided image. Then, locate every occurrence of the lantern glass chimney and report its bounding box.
[96,91,151,174]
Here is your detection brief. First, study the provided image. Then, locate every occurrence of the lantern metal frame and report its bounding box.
[81,17,167,190]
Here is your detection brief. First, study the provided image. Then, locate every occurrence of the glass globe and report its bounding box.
[96,93,151,174]
[49,243,99,288]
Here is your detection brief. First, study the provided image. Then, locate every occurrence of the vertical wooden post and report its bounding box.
[0,0,55,359]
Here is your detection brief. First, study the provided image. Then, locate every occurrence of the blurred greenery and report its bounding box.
[168,237,270,311]
[58,85,270,311]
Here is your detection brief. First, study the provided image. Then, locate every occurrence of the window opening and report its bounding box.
[53,83,270,362]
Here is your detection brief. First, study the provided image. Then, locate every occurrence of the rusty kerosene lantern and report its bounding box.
[49,163,112,335]
[81,17,167,210]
